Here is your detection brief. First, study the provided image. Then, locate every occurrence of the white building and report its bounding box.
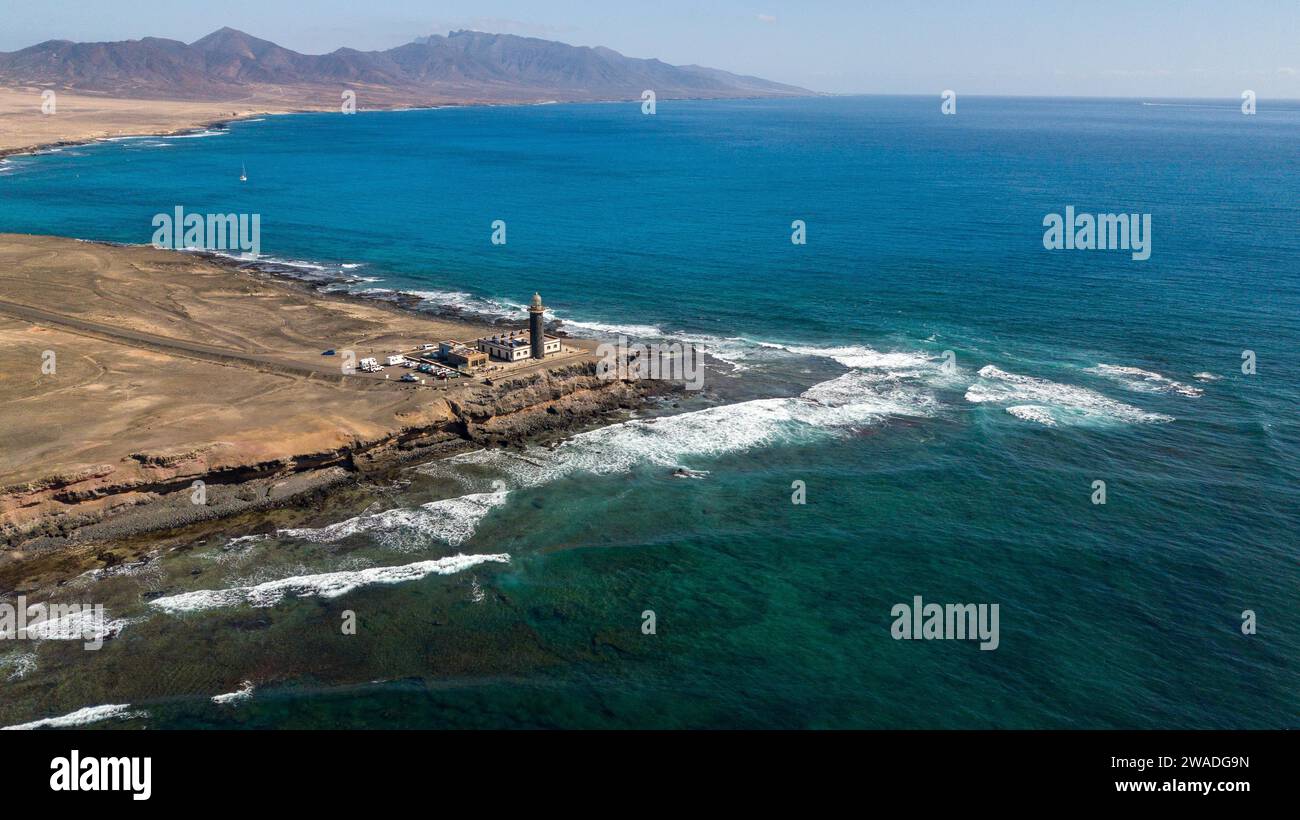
[476,331,561,362]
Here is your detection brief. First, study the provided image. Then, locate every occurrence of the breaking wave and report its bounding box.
[426,369,938,488]
[212,681,255,705]
[1087,364,1204,397]
[757,341,936,372]
[279,488,508,549]
[966,365,1173,426]
[147,553,510,614]
[2,703,147,731]
[558,317,667,338]
[161,128,227,139]
[404,288,525,321]
[4,609,136,642]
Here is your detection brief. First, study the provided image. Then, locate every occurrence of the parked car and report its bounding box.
[400,373,418,383]
[321,349,336,356]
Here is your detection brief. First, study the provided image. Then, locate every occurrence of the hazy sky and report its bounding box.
[1,0,1297,98]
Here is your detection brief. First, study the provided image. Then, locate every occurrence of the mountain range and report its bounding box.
[0,27,810,104]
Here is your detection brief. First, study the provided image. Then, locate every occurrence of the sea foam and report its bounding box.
[2,703,147,731]
[12,610,136,642]
[761,342,935,372]
[427,369,937,488]
[212,681,255,705]
[966,365,1173,425]
[147,553,510,614]
[1087,364,1204,397]
[279,488,508,549]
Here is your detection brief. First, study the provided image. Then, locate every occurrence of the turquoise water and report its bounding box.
[0,97,1296,728]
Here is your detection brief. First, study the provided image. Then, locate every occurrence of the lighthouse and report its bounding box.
[528,292,546,359]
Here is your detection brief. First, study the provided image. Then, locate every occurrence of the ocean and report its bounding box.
[0,96,1296,728]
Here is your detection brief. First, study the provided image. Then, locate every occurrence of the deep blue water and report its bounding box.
[0,96,1296,728]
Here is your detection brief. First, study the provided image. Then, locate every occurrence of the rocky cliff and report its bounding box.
[0,361,659,551]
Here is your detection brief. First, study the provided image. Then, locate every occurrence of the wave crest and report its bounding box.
[967,365,1173,425]
[148,553,511,614]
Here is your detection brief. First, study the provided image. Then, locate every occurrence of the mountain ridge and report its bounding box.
[0,28,812,103]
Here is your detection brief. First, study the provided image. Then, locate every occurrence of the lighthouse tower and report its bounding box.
[528,292,546,359]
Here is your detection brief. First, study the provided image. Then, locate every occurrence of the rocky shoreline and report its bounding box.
[2,359,669,558]
[0,235,680,578]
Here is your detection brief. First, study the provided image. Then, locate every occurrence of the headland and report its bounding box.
[0,234,661,582]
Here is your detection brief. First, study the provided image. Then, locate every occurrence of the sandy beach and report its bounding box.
[0,85,517,159]
[0,87,299,157]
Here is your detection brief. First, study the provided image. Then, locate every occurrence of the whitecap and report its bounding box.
[967,365,1173,425]
[7,608,136,642]
[147,553,510,614]
[675,335,771,372]
[556,317,667,338]
[279,488,508,550]
[212,681,255,705]
[1087,364,1203,397]
[406,289,525,321]
[161,129,226,139]
[429,370,937,487]
[763,341,935,372]
[1006,405,1059,426]
[2,703,147,730]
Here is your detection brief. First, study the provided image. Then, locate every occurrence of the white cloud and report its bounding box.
[757,14,777,24]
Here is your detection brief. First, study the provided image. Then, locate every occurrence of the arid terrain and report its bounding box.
[0,87,298,157]
[0,29,695,578]
[0,235,641,560]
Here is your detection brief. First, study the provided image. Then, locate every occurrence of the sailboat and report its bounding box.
[239,163,247,183]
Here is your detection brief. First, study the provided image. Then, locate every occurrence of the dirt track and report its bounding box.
[0,234,499,488]
[0,297,347,382]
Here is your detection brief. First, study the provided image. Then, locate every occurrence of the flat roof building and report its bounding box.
[439,341,488,369]
[476,330,560,362]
